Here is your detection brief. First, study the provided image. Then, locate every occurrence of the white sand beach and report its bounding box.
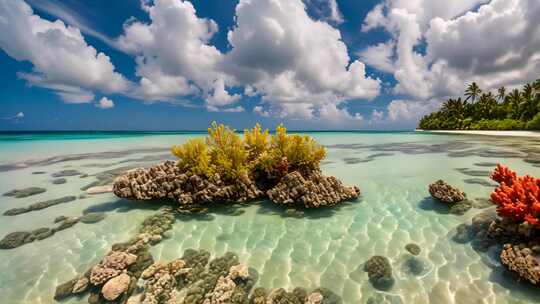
[416,129,540,138]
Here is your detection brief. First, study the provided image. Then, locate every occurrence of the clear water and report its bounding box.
[0,131,539,304]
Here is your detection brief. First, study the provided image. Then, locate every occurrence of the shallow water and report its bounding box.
[1,131,539,304]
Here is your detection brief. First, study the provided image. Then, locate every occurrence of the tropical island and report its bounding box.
[418,79,540,130]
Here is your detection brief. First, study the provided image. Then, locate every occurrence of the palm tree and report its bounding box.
[520,83,536,120]
[497,86,506,101]
[465,82,482,102]
[507,89,522,119]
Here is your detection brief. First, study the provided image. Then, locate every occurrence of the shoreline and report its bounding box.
[416,129,540,138]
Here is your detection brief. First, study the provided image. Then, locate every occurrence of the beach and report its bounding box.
[416,129,540,138]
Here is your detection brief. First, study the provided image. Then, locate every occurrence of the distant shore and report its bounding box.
[416,129,540,138]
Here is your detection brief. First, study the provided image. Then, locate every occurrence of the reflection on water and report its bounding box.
[0,132,539,303]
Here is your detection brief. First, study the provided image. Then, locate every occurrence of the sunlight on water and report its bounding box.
[0,131,539,304]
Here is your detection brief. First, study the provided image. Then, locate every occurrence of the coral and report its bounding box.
[267,171,360,208]
[364,255,394,291]
[490,164,540,228]
[500,243,540,285]
[428,180,466,203]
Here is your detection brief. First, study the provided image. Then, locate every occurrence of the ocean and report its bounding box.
[0,131,539,303]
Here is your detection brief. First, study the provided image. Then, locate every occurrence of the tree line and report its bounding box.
[418,79,540,130]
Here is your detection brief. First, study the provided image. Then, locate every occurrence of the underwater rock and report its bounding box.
[140,259,190,304]
[53,217,79,232]
[32,171,47,174]
[405,243,421,256]
[51,169,82,177]
[267,171,360,208]
[71,276,89,294]
[102,273,131,300]
[80,212,106,224]
[90,251,137,285]
[53,215,68,223]
[500,243,540,285]
[52,178,67,185]
[449,200,472,215]
[0,231,34,249]
[364,256,394,291]
[3,195,77,216]
[428,180,466,203]
[3,187,46,198]
[33,228,54,240]
[403,256,426,276]
[54,278,78,300]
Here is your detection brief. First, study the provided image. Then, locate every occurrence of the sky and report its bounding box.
[0,0,539,131]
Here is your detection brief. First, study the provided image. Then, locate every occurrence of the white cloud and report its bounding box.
[1,112,25,121]
[357,41,396,73]
[15,112,25,119]
[117,0,229,104]
[387,99,440,122]
[362,0,540,99]
[0,0,130,103]
[224,0,380,119]
[96,97,115,109]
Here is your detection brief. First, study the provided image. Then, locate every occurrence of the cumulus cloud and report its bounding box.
[387,99,441,122]
[0,0,130,103]
[117,0,230,107]
[362,0,540,99]
[115,0,379,119]
[224,0,380,118]
[357,41,396,73]
[96,97,115,109]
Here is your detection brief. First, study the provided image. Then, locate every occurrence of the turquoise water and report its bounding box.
[0,131,539,304]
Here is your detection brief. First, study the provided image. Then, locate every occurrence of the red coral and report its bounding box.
[490,164,517,185]
[490,164,540,228]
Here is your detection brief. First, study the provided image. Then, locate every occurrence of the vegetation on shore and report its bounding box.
[418,79,540,130]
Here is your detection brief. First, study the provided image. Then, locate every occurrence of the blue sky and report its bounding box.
[0,0,538,130]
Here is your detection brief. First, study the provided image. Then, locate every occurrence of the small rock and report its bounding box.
[405,243,421,255]
[80,212,106,224]
[3,187,46,198]
[72,277,89,294]
[101,273,131,300]
[33,228,54,240]
[54,215,68,223]
[54,217,79,232]
[364,255,394,291]
[52,170,82,177]
[52,178,67,185]
[0,231,34,249]
[54,278,78,300]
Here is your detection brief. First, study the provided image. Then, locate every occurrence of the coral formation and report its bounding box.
[428,180,466,203]
[490,164,540,228]
[114,123,359,209]
[364,255,394,291]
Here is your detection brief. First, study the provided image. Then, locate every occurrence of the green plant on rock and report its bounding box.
[171,138,213,177]
[171,122,326,183]
[206,122,248,181]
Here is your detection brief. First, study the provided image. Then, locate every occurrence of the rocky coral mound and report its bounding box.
[500,243,540,285]
[113,161,264,205]
[53,207,174,302]
[267,171,360,208]
[429,180,466,203]
[113,161,360,209]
